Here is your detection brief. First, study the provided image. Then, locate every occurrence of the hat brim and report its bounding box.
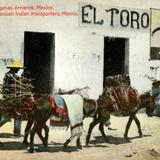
[7,66,26,69]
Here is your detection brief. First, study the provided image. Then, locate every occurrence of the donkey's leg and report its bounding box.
[134,115,143,137]
[23,121,45,146]
[86,118,99,146]
[32,123,49,148]
[64,135,82,149]
[63,135,76,147]
[23,120,33,145]
[28,122,38,153]
[36,127,45,145]
[76,136,82,149]
[99,123,106,137]
[42,124,49,147]
[124,114,134,139]
[63,138,71,147]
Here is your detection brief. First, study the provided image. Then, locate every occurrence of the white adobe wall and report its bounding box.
[0,0,160,98]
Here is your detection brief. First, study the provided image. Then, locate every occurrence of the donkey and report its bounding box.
[23,87,91,145]
[27,94,101,153]
[86,91,155,145]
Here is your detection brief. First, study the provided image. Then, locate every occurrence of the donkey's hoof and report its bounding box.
[85,141,89,146]
[139,134,144,138]
[43,141,48,148]
[102,134,106,138]
[124,135,128,139]
[44,144,48,148]
[27,147,34,153]
[77,145,83,149]
[23,140,29,145]
[63,143,68,148]
[124,137,130,142]
[138,132,143,138]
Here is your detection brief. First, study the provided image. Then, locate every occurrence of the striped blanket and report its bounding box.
[50,95,69,127]
[50,94,83,138]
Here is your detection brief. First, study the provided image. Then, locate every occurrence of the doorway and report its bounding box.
[24,31,55,94]
[103,37,129,86]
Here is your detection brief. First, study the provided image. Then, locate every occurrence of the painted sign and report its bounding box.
[79,3,150,31]
[150,8,160,59]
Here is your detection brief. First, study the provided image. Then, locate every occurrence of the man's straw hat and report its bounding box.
[7,59,25,69]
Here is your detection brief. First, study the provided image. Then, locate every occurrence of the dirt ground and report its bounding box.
[0,113,160,160]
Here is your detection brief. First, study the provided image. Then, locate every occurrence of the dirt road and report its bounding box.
[0,113,160,160]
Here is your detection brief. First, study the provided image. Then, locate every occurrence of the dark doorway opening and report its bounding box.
[103,37,129,87]
[24,31,55,94]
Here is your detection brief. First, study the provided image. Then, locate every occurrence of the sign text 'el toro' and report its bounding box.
[79,3,150,31]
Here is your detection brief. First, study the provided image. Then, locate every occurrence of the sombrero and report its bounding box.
[7,59,26,69]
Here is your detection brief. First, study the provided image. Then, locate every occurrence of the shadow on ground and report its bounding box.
[89,135,131,145]
[0,133,151,152]
[88,134,152,146]
[0,141,27,150]
[129,134,152,140]
[0,133,14,138]
[0,139,81,153]
[34,145,80,153]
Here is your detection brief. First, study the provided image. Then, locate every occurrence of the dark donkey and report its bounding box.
[27,94,101,153]
[86,89,155,145]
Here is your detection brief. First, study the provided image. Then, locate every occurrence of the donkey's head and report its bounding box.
[139,92,155,116]
[95,94,113,126]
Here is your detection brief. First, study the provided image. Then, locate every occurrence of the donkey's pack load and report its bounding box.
[104,75,138,112]
[0,74,35,117]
